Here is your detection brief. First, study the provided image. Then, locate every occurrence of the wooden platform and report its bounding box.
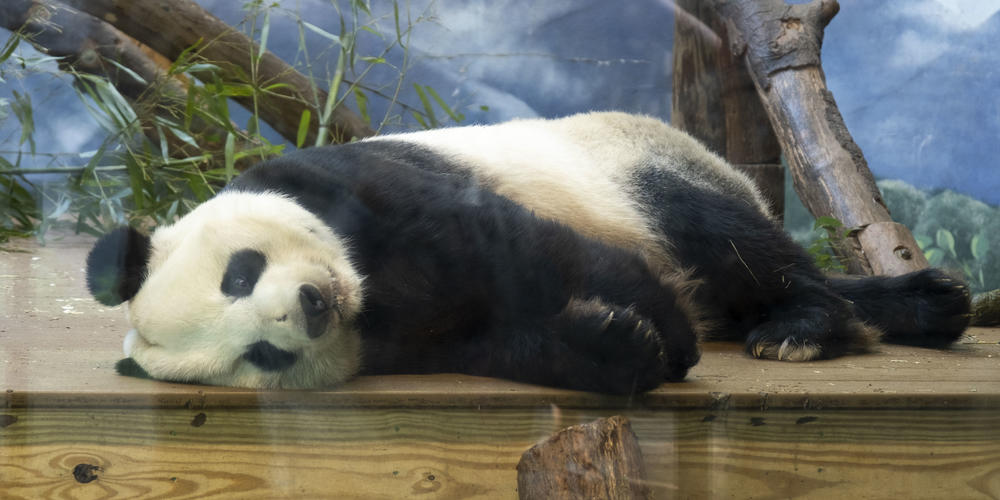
[3,233,1000,498]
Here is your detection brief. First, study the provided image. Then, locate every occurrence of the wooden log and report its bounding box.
[671,0,784,218]
[0,0,267,168]
[0,0,179,102]
[710,0,928,275]
[516,415,650,500]
[61,0,375,145]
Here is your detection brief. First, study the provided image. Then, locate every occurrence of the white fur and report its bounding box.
[126,191,364,388]
[368,112,770,271]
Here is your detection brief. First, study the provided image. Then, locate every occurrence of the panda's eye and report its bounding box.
[222,249,267,298]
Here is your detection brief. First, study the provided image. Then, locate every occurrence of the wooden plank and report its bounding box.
[1,407,998,498]
[2,233,999,410]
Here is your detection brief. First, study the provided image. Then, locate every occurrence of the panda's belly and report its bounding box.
[370,123,673,271]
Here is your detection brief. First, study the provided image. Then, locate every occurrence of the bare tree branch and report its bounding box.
[709,0,928,276]
[1,0,265,167]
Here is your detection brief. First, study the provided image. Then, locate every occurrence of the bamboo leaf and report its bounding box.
[11,90,35,154]
[0,34,21,65]
[353,88,369,125]
[425,85,464,123]
[296,109,311,148]
[224,132,236,182]
[262,83,293,92]
[258,8,271,60]
[412,84,438,128]
[394,2,403,47]
[125,155,145,211]
[184,63,222,74]
[316,45,346,147]
[410,110,428,129]
[106,59,148,86]
[351,0,372,16]
[302,21,342,45]
[168,39,205,75]
[76,141,110,187]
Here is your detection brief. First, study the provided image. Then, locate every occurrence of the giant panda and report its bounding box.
[86,112,971,394]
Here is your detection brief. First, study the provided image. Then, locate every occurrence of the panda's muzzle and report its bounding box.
[299,284,331,339]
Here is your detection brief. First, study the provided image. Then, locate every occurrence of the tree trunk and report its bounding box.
[61,0,375,145]
[709,0,927,276]
[671,0,784,219]
[516,416,649,500]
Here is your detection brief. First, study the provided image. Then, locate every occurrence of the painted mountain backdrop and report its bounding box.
[2,0,997,205]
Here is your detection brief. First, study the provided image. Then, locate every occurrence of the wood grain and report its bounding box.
[517,416,649,499]
[671,0,784,218]
[2,408,998,499]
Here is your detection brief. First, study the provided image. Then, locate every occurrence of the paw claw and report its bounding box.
[600,311,614,331]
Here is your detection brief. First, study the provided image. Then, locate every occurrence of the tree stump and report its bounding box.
[516,415,649,500]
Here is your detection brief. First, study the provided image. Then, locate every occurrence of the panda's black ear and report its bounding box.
[115,358,153,379]
[86,226,152,306]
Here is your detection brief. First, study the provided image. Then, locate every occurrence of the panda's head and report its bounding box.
[85,191,364,389]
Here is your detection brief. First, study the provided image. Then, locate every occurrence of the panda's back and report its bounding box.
[365,112,773,271]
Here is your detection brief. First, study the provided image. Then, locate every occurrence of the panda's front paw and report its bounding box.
[554,297,670,392]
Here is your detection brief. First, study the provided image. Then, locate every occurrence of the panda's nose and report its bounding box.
[299,284,330,338]
[300,284,329,316]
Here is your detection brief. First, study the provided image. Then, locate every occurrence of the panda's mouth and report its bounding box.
[242,340,298,371]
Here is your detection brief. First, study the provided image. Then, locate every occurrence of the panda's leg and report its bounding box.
[828,269,970,347]
[468,296,691,394]
[742,278,881,360]
[570,252,702,380]
[637,171,881,360]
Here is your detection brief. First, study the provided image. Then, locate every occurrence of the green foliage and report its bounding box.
[805,215,848,272]
[916,228,991,291]
[876,179,927,231]
[1,1,466,243]
[904,189,1000,294]
[0,160,40,244]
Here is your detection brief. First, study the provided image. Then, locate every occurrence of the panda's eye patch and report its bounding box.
[222,249,267,298]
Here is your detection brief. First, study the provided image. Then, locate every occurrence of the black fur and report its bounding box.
[243,341,298,371]
[228,142,700,394]
[829,270,970,346]
[114,357,152,379]
[631,166,970,358]
[86,226,151,306]
[221,249,267,298]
